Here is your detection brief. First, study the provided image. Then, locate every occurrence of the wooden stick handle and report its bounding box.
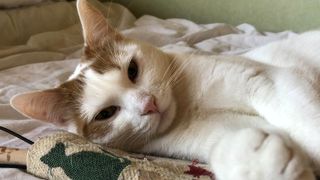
[0,146,27,165]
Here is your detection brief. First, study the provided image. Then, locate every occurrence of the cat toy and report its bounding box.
[0,126,214,180]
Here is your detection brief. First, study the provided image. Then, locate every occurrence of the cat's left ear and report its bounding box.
[77,0,123,48]
[10,89,71,126]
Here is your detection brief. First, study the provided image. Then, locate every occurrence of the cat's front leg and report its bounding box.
[249,69,320,172]
[210,128,315,180]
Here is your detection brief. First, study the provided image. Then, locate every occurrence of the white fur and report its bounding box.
[68,62,91,80]
[81,69,123,121]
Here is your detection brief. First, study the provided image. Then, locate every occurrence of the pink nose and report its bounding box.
[141,95,159,115]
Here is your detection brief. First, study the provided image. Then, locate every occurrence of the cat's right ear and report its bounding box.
[77,0,123,48]
[10,89,70,126]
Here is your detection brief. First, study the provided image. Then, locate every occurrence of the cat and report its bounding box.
[9,0,320,179]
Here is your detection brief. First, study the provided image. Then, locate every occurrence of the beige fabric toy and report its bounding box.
[1,132,214,180]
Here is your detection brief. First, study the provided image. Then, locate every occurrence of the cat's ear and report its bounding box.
[10,89,69,126]
[77,0,123,47]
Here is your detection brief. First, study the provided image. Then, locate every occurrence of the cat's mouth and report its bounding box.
[154,100,176,134]
[153,98,169,120]
[159,108,169,120]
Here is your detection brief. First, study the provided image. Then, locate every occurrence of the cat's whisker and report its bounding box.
[166,58,189,88]
[161,57,175,82]
[170,54,195,87]
[170,52,196,88]
[163,55,181,88]
[106,0,113,22]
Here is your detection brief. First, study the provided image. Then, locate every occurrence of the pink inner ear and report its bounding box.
[10,90,67,125]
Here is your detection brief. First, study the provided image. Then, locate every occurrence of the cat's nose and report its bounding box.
[141,95,159,116]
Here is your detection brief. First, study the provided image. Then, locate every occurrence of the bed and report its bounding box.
[0,0,313,179]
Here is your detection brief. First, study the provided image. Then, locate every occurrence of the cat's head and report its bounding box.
[10,0,177,150]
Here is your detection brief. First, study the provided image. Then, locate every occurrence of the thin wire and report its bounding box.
[0,164,26,169]
[0,126,34,145]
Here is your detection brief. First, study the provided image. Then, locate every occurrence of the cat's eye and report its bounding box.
[94,106,119,121]
[128,59,138,82]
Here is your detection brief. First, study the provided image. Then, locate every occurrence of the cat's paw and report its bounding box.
[210,128,315,180]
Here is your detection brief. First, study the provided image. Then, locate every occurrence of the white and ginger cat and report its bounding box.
[9,0,320,179]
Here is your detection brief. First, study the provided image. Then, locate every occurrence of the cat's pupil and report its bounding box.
[128,59,138,82]
[95,106,118,121]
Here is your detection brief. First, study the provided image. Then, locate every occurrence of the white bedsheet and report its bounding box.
[0,2,298,179]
